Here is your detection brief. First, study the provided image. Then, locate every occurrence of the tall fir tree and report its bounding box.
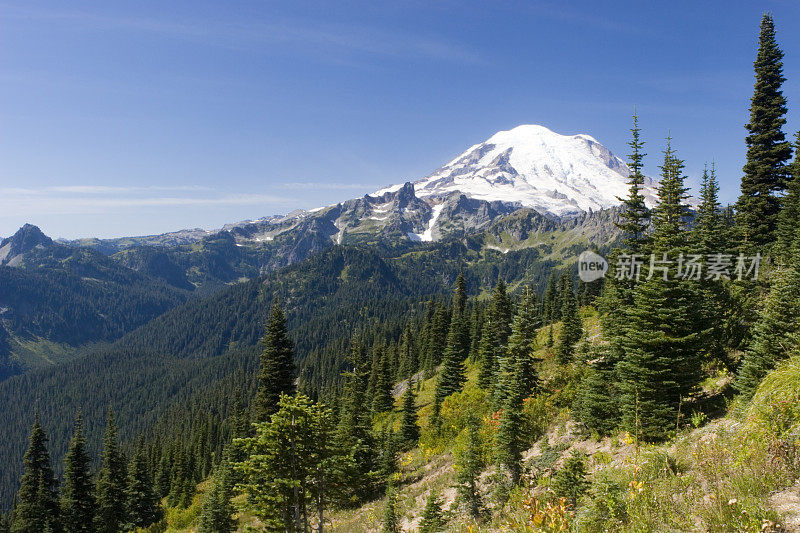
[60,414,96,533]
[615,111,651,252]
[455,416,484,519]
[776,131,800,262]
[381,485,400,533]
[426,303,451,370]
[125,441,162,530]
[371,346,394,414]
[335,340,382,501]
[737,266,800,399]
[435,311,468,400]
[95,409,127,533]
[736,13,792,247]
[543,271,560,323]
[399,379,420,449]
[489,279,513,346]
[555,272,583,364]
[617,139,706,441]
[477,319,500,392]
[398,322,419,380]
[453,271,467,316]
[255,299,296,421]
[11,415,60,533]
[650,137,691,248]
[695,164,723,251]
[693,164,735,367]
[494,351,530,484]
[572,346,620,436]
[198,459,235,533]
[495,286,540,407]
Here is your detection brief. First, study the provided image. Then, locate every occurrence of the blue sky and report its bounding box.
[1,1,799,239]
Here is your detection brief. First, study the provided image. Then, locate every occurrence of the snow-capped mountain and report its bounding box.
[376,124,658,216]
[56,124,653,256]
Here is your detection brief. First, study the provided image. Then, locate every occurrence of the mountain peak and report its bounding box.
[0,224,53,266]
[404,124,658,217]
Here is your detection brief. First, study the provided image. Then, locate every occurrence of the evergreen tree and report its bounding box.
[435,311,468,400]
[60,414,96,533]
[555,272,583,364]
[455,416,484,519]
[95,409,128,533]
[469,299,485,362]
[382,485,400,533]
[495,286,540,406]
[776,132,800,262]
[398,322,419,380]
[551,451,589,507]
[154,454,172,501]
[736,13,792,246]
[198,460,235,533]
[378,429,399,481]
[167,449,192,508]
[236,394,347,532]
[617,139,706,441]
[495,353,529,484]
[650,137,692,248]
[695,164,723,251]
[543,271,560,323]
[737,266,800,399]
[372,346,394,414]
[476,319,500,391]
[615,112,651,252]
[453,271,467,316]
[573,347,620,436]
[255,300,296,421]
[426,303,451,370]
[489,279,513,346]
[125,441,162,530]
[419,490,445,533]
[11,415,60,533]
[693,164,735,367]
[399,379,420,449]
[335,341,382,501]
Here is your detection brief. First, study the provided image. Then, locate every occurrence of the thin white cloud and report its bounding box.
[0,4,485,66]
[1,185,213,195]
[279,182,377,191]
[0,187,293,217]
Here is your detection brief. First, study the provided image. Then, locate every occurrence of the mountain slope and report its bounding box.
[0,225,191,379]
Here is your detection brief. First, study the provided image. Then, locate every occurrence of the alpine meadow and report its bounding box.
[3,4,800,533]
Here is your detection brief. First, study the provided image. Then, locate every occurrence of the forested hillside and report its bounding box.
[0,239,582,511]
[0,227,190,380]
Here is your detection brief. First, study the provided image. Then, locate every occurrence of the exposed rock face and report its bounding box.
[0,224,54,266]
